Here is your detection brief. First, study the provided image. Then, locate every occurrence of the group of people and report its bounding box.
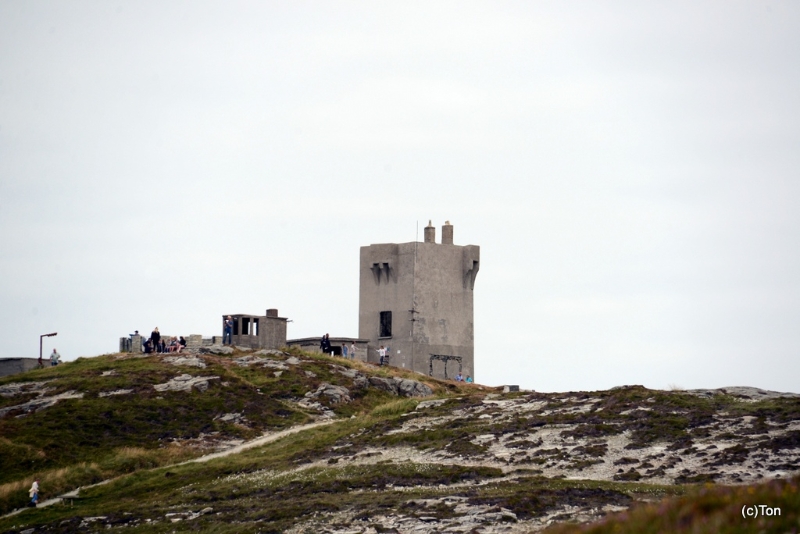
[320,334,356,360]
[317,336,473,380]
[134,328,187,354]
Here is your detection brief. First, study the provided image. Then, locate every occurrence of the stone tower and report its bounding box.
[358,221,480,379]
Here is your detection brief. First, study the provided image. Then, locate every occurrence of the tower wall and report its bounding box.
[358,225,479,379]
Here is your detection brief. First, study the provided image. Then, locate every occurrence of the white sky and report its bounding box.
[1,1,798,392]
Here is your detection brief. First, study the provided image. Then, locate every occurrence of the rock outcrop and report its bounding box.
[305,383,352,404]
[0,380,52,397]
[0,390,84,417]
[368,376,433,397]
[162,356,207,368]
[234,355,288,369]
[98,389,133,398]
[153,374,220,393]
[198,345,234,355]
[685,386,800,400]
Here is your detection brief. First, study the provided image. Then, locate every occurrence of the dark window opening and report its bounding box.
[233,319,239,336]
[379,311,392,338]
[253,318,259,336]
[242,317,251,335]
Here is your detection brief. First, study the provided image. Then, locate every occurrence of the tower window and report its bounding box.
[379,311,392,338]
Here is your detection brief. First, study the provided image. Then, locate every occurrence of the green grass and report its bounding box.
[0,346,445,520]
[0,354,310,488]
[545,475,800,534]
[0,348,409,515]
[0,426,686,534]
[2,352,798,533]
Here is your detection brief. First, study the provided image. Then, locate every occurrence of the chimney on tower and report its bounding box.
[424,220,436,243]
[441,221,453,245]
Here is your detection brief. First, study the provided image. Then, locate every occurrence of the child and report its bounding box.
[29,480,39,507]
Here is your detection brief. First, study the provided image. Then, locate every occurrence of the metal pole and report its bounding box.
[39,332,57,368]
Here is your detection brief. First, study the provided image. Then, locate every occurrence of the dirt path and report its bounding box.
[1,419,337,520]
[181,419,336,464]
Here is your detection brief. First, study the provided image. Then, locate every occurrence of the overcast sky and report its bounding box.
[1,1,798,393]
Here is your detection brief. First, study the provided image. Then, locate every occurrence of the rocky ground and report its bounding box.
[1,348,798,533]
[208,384,800,533]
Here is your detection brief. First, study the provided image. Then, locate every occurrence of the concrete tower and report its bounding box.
[358,221,480,379]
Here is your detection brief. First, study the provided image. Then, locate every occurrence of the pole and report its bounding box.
[39,332,57,368]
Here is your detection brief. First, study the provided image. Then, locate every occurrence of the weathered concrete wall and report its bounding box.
[359,226,479,379]
[259,317,288,350]
[230,334,260,349]
[223,310,289,350]
[0,358,40,378]
[119,335,146,353]
[286,337,369,362]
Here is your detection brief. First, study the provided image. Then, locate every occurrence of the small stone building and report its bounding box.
[359,221,479,380]
[222,309,288,350]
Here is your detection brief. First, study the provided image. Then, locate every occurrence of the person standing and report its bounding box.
[28,480,39,507]
[341,343,348,359]
[151,327,161,351]
[378,346,386,366]
[223,316,233,345]
[50,348,61,367]
[320,334,331,355]
[350,342,356,360]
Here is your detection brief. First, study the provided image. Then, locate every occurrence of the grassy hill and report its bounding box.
[0,347,440,516]
[1,348,798,533]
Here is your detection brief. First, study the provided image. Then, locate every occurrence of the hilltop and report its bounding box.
[0,348,798,533]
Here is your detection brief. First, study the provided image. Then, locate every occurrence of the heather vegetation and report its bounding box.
[0,348,797,533]
[546,475,800,534]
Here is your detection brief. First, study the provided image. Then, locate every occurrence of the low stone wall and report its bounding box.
[119,334,217,353]
[0,358,40,378]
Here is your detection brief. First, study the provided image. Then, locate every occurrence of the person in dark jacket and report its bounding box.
[151,327,161,350]
[320,333,331,354]
[223,316,233,345]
